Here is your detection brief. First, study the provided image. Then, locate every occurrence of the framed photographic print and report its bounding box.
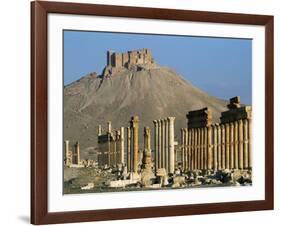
[31,1,274,225]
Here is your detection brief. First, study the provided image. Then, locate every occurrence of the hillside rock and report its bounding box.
[64,52,227,159]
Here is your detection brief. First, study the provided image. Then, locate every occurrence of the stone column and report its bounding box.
[108,134,111,166]
[230,123,234,169]
[158,120,162,168]
[200,127,204,170]
[161,119,165,170]
[168,117,175,173]
[248,118,252,168]
[243,119,249,169]
[191,128,194,170]
[107,121,112,133]
[131,116,140,173]
[238,119,244,169]
[185,128,189,171]
[113,135,117,166]
[143,127,152,169]
[221,124,225,169]
[153,120,159,171]
[194,128,198,169]
[204,127,208,170]
[165,119,169,172]
[187,129,192,170]
[181,128,185,170]
[127,127,131,171]
[64,140,71,166]
[207,126,212,170]
[225,123,230,169]
[120,127,125,165]
[98,125,102,136]
[217,124,221,170]
[75,141,80,165]
[198,128,201,169]
[234,121,239,169]
[213,125,217,170]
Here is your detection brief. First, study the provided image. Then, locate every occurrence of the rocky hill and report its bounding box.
[64,49,228,160]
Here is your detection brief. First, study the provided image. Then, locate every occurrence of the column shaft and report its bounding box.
[213,125,217,170]
[230,123,234,169]
[200,127,204,170]
[217,125,221,170]
[168,117,175,173]
[243,119,249,169]
[225,123,230,169]
[120,127,125,165]
[131,116,139,173]
[158,120,162,168]
[188,129,192,170]
[127,127,131,171]
[194,128,198,169]
[207,126,212,170]
[181,129,185,170]
[248,119,252,168]
[234,121,239,169]
[165,119,169,172]
[198,128,201,169]
[221,125,225,169]
[153,121,158,171]
[191,129,194,170]
[238,120,244,169]
[161,120,165,169]
[204,127,208,170]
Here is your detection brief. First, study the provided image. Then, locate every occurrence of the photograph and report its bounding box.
[63,30,253,194]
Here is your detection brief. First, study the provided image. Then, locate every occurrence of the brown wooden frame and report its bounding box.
[31,1,274,224]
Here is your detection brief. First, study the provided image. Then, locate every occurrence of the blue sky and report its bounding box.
[64,30,252,104]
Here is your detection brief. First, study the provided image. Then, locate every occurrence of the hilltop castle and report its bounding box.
[102,48,156,77]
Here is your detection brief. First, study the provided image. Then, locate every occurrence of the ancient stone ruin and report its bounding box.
[64,96,252,190]
[96,121,125,167]
[102,48,156,77]
[64,140,82,167]
[153,117,176,174]
[181,96,252,171]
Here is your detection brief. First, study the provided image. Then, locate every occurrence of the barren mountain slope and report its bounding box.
[64,67,227,159]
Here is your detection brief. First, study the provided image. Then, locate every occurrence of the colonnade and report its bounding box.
[97,122,125,167]
[153,117,175,174]
[181,118,252,171]
[127,116,140,173]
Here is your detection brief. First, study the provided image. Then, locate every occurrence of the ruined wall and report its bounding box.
[64,140,81,166]
[97,122,125,167]
[106,48,154,68]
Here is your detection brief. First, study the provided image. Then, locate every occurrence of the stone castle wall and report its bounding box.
[107,48,154,69]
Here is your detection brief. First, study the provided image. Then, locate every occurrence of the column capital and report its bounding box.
[167,116,175,122]
[131,115,140,123]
